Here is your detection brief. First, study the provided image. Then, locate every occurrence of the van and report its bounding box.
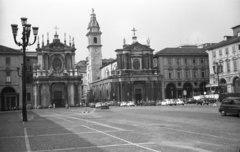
[218,97,240,117]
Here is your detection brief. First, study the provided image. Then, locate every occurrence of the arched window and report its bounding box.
[94,37,97,43]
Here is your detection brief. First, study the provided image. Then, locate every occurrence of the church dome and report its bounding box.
[88,9,100,30]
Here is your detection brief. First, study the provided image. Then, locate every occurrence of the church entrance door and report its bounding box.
[54,91,64,107]
[134,88,142,105]
[52,83,65,108]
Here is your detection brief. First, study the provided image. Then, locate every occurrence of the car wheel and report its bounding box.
[221,111,226,116]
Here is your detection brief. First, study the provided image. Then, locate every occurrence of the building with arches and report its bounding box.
[154,45,210,99]
[0,45,22,111]
[32,31,82,108]
[86,10,162,103]
[206,25,240,93]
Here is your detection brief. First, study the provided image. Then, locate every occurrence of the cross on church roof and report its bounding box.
[54,26,59,34]
[132,27,137,36]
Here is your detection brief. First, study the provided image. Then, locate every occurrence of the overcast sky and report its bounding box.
[0,0,239,62]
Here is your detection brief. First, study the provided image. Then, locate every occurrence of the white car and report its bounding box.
[120,101,127,107]
[127,101,135,106]
[95,102,102,108]
[161,100,168,106]
[176,99,184,105]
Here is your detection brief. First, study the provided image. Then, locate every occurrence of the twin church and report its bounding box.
[34,9,162,108]
[0,9,162,110]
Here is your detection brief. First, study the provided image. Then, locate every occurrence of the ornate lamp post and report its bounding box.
[213,62,223,94]
[11,18,39,121]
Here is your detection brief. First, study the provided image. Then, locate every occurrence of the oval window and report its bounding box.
[133,59,140,70]
[52,58,62,71]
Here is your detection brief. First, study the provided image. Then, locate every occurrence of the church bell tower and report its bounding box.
[86,9,102,84]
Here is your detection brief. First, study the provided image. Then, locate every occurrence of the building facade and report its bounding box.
[0,45,22,111]
[154,45,210,99]
[86,10,162,103]
[206,25,240,93]
[32,32,82,108]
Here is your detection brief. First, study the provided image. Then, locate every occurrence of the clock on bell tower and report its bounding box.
[86,9,102,83]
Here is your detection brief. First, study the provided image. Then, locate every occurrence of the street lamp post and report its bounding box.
[213,62,223,94]
[11,18,39,121]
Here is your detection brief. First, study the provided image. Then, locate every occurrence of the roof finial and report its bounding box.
[123,38,126,45]
[132,27,137,36]
[69,35,71,46]
[92,8,94,13]
[37,36,40,48]
[54,25,59,34]
[64,33,66,45]
[47,32,49,44]
[42,34,44,47]
[72,37,75,48]
[147,38,150,45]
[131,27,138,43]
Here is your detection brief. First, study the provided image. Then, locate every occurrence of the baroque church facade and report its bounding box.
[32,32,82,108]
[86,10,162,103]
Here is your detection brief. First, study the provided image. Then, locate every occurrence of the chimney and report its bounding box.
[231,25,240,36]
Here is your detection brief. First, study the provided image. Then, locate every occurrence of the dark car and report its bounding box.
[219,97,240,117]
[206,98,217,104]
[186,99,197,104]
[196,99,209,105]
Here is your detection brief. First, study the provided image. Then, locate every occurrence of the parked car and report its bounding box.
[155,100,162,106]
[127,101,135,106]
[89,102,95,108]
[101,102,109,109]
[168,99,177,106]
[219,97,240,117]
[196,99,209,105]
[161,100,168,106]
[176,99,184,105]
[95,102,102,108]
[206,98,217,104]
[120,101,127,107]
[143,100,156,106]
[186,98,197,104]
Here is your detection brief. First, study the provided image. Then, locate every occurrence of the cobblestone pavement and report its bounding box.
[0,106,239,152]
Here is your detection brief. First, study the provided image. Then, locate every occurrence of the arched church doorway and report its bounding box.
[233,77,240,93]
[133,81,145,104]
[52,83,66,107]
[220,78,227,93]
[1,87,18,111]
[183,83,193,98]
[166,83,176,99]
[199,82,207,95]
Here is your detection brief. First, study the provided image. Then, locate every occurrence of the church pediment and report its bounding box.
[124,42,153,52]
[42,41,72,52]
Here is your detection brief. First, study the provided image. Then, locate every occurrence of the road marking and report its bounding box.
[158,126,240,141]
[120,120,240,142]
[0,130,132,140]
[82,125,161,152]
[24,128,31,152]
[48,115,75,123]
[32,142,155,152]
[45,111,125,131]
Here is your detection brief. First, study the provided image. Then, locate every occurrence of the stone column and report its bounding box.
[78,84,82,106]
[49,83,52,105]
[145,81,149,101]
[33,84,38,108]
[65,83,68,106]
[38,84,42,106]
[162,81,165,100]
[68,83,74,106]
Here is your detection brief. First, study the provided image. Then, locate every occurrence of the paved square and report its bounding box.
[0,106,240,152]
